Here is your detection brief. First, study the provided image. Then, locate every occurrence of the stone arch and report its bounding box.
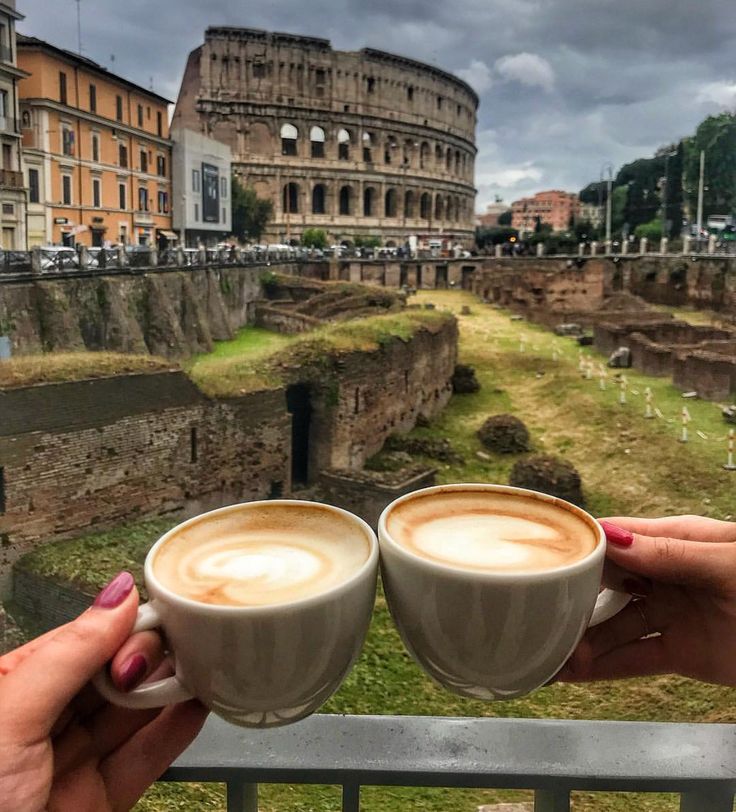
[312,183,326,214]
[337,128,351,160]
[434,194,444,220]
[248,121,272,155]
[339,185,353,216]
[420,192,431,220]
[363,186,376,217]
[310,125,325,158]
[281,123,298,156]
[283,181,300,214]
[454,150,461,175]
[419,141,430,170]
[385,187,398,218]
[362,131,374,162]
[435,144,443,167]
[385,135,398,164]
[445,149,452,171]
[404,189,415,219]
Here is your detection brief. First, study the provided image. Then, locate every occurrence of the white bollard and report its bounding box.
[660,237,668,255]
[604,240,612,255]
[495,244,502,258]
[708,234,717,255]
[683,235,691,254]
[621,239,628,256]
[644,387,654,419]
[578,242,585,257]
[639,237,648,254]
[590,241,598,256]
[679,406,691,443]
[619,375,627,405]
[724,429,736,471]
[599,364,607,390]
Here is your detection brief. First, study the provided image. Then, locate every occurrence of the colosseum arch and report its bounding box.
[363,186,376,216]
[339,185,353,216]
[385,188,398,218]
[435,144,443,168]
[248,121,272,155]
[455,150,461,175]
[283,182,300,214]
[445,149,452,172]
[310,126,325,158]
[435,194,444,221]
[337,128,351,160]
[312,183,327,214]
[404,190,415,219]
[362,132,374,162]
[281,123,299,156]
[420,192,431,220]
[419,142,430,170]
[385,135,398,165]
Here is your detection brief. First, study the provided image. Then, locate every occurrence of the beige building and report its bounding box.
[511,190,579,235]
[0,1,27,250]
[18,35,174,248]
[173,27,478,246]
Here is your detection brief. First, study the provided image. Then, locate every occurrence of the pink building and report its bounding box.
[511,190,579,234]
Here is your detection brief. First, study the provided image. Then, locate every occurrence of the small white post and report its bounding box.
[619,375,627,405]
[639,237,648,254]
[604,240,612,255]
[552,343,559,363]
[495,244,502,258]
[578,350,585,372]
[621,239,628,256]
[585,359,593,380]
[578,242,585,257]
[599,364,607,390]
[724,430,736,471]
[683,235,691,254]
[644,386,654,419]
[590,240,598,256]
[708,234,717,255]
[660,237,668,255]
[680,406,691,443]
[536,242,545,257]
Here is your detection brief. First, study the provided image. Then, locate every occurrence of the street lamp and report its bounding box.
[661,149,677,240]
[600,163,614,248]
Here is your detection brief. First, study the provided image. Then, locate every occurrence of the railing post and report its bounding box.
[226,780,258,812]
[342,782,360,812]
[534,788,571,812]
[680,788,734,811]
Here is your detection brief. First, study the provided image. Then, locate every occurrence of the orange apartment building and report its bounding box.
[17,35,174,247]
[511,190,579,234]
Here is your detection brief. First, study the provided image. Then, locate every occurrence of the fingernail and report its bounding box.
[622,577,652,598]
[93,571,135,609]
[599,520,634,547]
[117,654,147,692]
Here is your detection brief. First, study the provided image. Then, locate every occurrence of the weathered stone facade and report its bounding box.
[172,27,477,245]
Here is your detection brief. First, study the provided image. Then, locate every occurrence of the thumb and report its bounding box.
[0,572,139,740]
[600,521,732,589]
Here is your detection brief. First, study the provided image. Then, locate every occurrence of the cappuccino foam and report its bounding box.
[154,503,370,606]
[386,491,596,573]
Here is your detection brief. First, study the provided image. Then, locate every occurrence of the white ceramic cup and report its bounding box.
[94,500,378,727]
[378,483,630,700]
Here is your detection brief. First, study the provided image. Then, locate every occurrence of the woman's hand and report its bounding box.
[0,572,208,812]
[558,515,736,686]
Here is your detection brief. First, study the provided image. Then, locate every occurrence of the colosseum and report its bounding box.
[172,27,478,246]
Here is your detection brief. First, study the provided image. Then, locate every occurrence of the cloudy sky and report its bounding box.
[20,0,736,212]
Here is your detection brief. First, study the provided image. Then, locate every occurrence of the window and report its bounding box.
[253,62,266,78]
[220,177,227,198]
[138,186,148,212]
[140,149,148,173]
[194,202,199,221]
[282,182,299,214]
[156,111,162,137]
[92,177,101,208]
[310,126,325,158]
[339,185,351,216]
[362,132,373,163]
[2,203,13,215]
[137,104,143,127]
[62,126,75,156]
[118,182,126,210]
[407,86,414,102]
[312,184,326,214]
[192,168,200,192]
[59,71,67,104]
[385,188,397,218]
[222,207,226,222]
[0,467,5,515]
[363,186,374,217]
[28,168,39,203]
[157,190,168,213]
[366,76,375,93]
[437,95,443,110]
[280,123,298,156]
[91,132,100,162]
[118,143,128,167]
[156,154,166,176]
[0,89,7,124]
[62,174,72,205]
[89,83,97,112]
[116,95,123,122]
[337,128,350,161]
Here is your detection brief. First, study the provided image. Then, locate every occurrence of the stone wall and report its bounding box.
[673,351,736,401]
[254,303,321,333]
[0,371,291,592]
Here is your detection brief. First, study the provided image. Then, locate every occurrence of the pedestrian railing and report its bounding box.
[163,713,736,811]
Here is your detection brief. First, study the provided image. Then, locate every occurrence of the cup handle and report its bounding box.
[92,602,194,709]
[588,588,631,627]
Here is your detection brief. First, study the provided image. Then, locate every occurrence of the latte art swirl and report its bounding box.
[154,504,370,606]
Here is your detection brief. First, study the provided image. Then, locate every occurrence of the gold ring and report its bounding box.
[634,600,650,638]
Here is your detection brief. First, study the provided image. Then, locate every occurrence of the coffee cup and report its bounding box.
[378,483,630,699]
[94,500,378,727]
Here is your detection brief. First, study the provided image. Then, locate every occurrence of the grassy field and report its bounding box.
[18,293,736,811]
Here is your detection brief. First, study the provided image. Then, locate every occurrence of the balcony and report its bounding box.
[164,714,736,811]
[0,169,23,189]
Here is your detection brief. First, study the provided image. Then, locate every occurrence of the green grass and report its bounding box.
[188,310,453,398]
[19,293,736,811]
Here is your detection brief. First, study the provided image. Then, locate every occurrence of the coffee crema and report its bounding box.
[153,503,370,606]
[386,491,596,573]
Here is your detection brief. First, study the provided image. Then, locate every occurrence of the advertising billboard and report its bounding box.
[202,162,220,223]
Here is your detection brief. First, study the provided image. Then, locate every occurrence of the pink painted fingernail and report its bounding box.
[600,521,634,547]
[93,571,134,609]
[117,654,147,692]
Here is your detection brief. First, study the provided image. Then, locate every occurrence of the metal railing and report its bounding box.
[163,714,736,811]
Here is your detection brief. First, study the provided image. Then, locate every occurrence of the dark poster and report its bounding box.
[202,162,220,222]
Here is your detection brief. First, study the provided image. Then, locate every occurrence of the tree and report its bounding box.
[683,113,736,222]
[231,177,273,242]
[301,228,327,249]
[634,219,663,241]
[497,209,512,226]
[475,226,519,248]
